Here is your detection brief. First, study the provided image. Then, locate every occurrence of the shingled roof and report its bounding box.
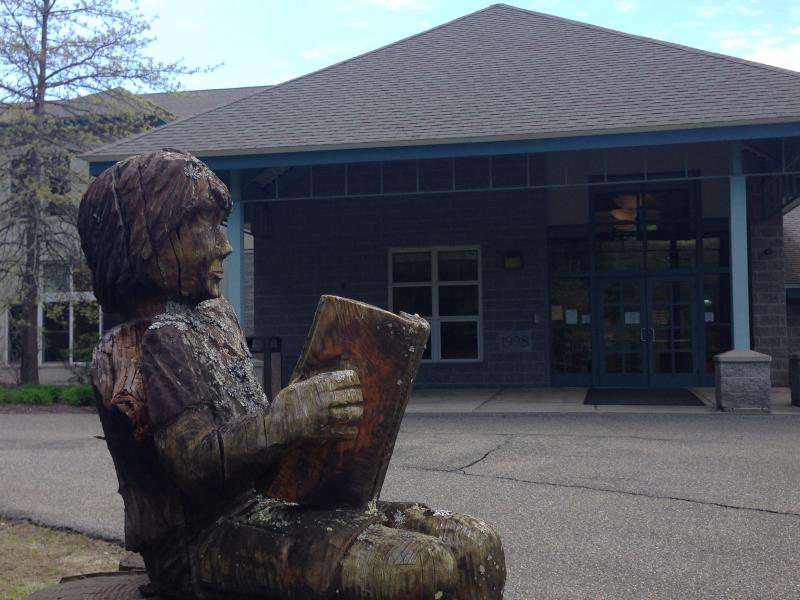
[84,3,800,162]
[141,86,271,120]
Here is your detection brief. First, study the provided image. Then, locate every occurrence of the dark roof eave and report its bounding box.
[85,118,800,172]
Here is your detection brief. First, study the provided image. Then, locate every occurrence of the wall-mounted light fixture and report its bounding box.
[503,252,524,270]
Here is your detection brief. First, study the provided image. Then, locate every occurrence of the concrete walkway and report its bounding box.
[407,386,800,414]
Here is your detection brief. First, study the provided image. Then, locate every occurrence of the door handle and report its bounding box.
[640,328,647,342]
[649,328,655,342]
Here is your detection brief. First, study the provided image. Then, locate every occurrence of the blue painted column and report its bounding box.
[226,170,246,323]
[729,142,751,350]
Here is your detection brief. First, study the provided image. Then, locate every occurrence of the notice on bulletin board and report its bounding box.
[624,311,640,325]
[565,309,578,325]
[551,305,563,321]
[705,312,715,323]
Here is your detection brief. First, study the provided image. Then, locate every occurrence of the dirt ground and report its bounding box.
[0,519,126,600]
[0,405,94,414]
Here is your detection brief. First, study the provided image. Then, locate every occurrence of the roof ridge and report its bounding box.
[86,4,504,159]
[496,3,800,79]
[141,85,271,96]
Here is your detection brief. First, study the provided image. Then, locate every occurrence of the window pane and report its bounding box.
[438,250,478,281]
[702,219,730,267]
[393,287,432,317]
[73,263,93,292]
[277,166,311,198]
[549,226,590,272]
[347,162,380,195]
[440,321,478,359]
[550,278,590,322]
[73,302,99,362]
[382,160,416,193]
[7,305,24,362]
[312,164,346,197]
[704,274,731,324]
[43,263,70,292]
[439,285,479,316]
[392,252,431,283]
[551,327,592,373]
[418,159,452,192]
[454,156,490,190]
[491,154,527,188]
[43,302,69,362]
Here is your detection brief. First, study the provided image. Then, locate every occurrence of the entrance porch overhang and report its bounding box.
[89,127,798,389]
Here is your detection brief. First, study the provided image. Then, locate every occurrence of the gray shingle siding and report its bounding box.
[749,183,788,385]
[252,189,549,388]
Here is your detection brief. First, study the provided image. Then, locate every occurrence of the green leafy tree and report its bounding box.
[0,0,208,383]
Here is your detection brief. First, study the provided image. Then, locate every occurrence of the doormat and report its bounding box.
[584,388,704,406]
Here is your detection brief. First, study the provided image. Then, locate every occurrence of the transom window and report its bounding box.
[389,247,481,362]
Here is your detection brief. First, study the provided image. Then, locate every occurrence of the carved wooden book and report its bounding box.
[261,295,430,507]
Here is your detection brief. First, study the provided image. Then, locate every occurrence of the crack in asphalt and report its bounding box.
[450,438,511,472]
[396,464,800,518]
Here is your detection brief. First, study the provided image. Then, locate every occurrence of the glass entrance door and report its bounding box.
[648,279,697,387]
[596,277,697,387]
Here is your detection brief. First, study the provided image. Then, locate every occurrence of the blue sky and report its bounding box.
[138,0,800,90]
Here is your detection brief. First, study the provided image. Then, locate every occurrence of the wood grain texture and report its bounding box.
[261,295,430,507]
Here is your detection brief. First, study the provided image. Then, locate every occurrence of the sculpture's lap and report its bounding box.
[142,497,504,600]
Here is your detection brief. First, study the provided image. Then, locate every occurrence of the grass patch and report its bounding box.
[0,384,93,407]
[0,519,126,600]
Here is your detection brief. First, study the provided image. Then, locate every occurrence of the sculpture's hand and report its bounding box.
[270,370,364,444]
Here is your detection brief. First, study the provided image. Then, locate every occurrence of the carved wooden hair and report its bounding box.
[78,150,231,314]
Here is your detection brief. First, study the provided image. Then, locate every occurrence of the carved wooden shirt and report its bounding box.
[91,297,267,550]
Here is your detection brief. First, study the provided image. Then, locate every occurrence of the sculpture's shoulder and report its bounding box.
[91,319,152,438]
[140,298,264,426]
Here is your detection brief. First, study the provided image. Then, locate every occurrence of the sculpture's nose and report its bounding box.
[218,232,233,260]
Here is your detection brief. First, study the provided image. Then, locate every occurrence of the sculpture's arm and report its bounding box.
[153,370,363,496]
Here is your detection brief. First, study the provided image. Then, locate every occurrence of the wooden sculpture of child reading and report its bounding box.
[78,149,505,600]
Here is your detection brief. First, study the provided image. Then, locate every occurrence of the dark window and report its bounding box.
[382,160,416,194]
[454,156,490,190]
[418,159,452,192]
[43,302,69,363]
[491,154,527,188]
[347,162,380,195]
[312,164,346,197]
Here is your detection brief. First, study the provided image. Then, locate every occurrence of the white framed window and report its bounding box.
[5,262,103,366]
[389,246,482,362]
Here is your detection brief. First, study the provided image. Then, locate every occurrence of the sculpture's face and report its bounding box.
[158,206,233,303]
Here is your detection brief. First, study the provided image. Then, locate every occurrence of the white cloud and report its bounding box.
[735,4,764,17]
[791,26,800,35]
[615,0,635,13]
[719,37,749,48]
[744,43,800,72]
[301,47,338,59]
[344,20,370,29]
[365,0,431,10]
[695,5,723,18]
[418,20,430,28]
[576,10,588,17]
[761,36,785,46]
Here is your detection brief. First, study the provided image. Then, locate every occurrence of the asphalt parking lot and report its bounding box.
[2,411,800,599]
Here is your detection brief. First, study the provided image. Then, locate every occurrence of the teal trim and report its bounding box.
[88,121,800,175]
[730,143,751,350]
[226,170,246,323]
